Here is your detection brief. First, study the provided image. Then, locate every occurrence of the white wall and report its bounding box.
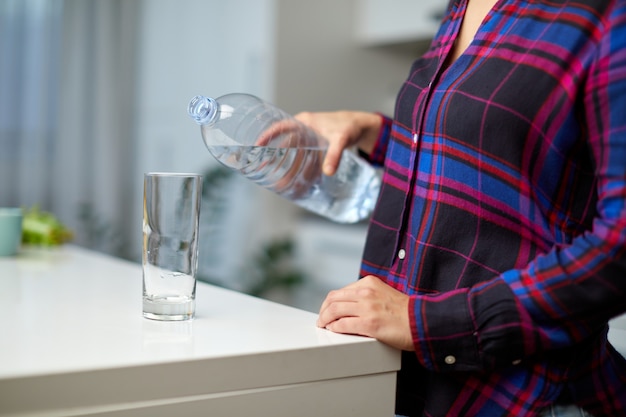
[274,0,428,115]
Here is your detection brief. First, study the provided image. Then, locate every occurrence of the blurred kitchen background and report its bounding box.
[0,0,444,311]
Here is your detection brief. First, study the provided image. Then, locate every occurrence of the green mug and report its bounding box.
[0,208,23,256]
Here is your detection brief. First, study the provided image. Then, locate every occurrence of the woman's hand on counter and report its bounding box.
[317,275,414,351]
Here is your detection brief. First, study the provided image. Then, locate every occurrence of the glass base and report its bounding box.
[143,295,195,321]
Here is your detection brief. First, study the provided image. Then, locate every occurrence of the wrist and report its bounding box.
[356,112,383,156]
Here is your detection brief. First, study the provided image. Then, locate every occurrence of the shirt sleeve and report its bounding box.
[409,2,626,373]
[358,113,392,167]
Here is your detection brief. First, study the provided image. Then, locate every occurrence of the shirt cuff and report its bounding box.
[410,279,527,372]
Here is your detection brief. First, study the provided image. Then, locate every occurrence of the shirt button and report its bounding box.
[398,249,406,260]
[444,355,456,365]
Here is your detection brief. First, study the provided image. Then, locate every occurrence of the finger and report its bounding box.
[325,316,373,338]
[318,285,364,317]
[256,119,301,147]
[323,141,344,176]
[317,278,379,320]
[318,299,362,329]
[318,287,378,329]
[318,294,360,328]
[318,288,367,328]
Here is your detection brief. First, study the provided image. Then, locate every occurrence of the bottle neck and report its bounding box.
[188,95,218,126]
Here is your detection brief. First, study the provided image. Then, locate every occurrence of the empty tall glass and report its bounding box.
[142,173,202,321]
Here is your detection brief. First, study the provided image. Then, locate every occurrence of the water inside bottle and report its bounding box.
[208,144,380,223]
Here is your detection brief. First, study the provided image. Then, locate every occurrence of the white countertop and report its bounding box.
[0,246,400,416]
[2,245,622,416]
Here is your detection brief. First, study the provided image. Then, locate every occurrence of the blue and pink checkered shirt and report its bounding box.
[360,0,626,415]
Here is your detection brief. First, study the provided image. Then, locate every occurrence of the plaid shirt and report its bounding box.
[360,0,626,415]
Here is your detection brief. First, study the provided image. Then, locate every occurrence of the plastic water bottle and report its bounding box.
[187,93,380,224]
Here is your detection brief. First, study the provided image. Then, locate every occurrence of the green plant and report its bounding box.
[244,238,306,297]
[77,202,125,256]
[197,165,307,298]
[21,205,73,246]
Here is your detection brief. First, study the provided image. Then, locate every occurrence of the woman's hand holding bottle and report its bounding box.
[294,111,382,176]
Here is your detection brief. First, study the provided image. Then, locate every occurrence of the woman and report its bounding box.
[302,0,626,415]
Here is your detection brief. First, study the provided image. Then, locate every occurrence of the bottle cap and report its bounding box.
[188,95,218,125]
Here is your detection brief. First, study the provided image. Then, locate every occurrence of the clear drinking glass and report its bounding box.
[142,172,202,321]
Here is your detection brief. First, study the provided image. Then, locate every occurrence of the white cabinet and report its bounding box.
[355,0,448,45]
